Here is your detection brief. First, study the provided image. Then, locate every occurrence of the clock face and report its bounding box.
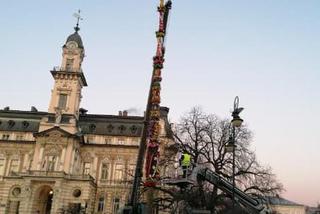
[67,41,77,49]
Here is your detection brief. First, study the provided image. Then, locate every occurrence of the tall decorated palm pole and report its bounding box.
[129,0,172,212]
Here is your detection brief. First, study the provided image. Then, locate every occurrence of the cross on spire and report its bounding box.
[73,10,83,32]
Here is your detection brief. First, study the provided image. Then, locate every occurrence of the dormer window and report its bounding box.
[22,121,29,129]
[89,124,96,132]
[8,120,15,128]
[66,59,74,71]
[58,94,68,109]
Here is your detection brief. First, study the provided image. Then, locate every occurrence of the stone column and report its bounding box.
[69,149,75,174]
[110,159,115,184]
[92,156,98,179]
[64,140,74,173]
[7,200,20,214]
[51,182,62,214]
[37,146,44,170]
[96,157,101,183]
[22,153,29,172]
[60,147,66,171]
[87,187,97,214]
[4,154,11,176]
[19,180,32,213]
[124,159,128,181]
[64,140,72,172]
[18,153,24,172]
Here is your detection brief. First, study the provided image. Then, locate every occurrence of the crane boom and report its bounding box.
[129,0,172,211]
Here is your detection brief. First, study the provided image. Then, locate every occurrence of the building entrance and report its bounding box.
[32,185,54,214]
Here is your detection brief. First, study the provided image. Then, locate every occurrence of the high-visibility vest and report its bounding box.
[181,154,191,166]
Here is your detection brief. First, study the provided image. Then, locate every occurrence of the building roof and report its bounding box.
[306,206,320,214]
[266,196,304,206]
[79,114,144,137]
[0,107,172,138]
[66,31,83,48]
[0,109,46,132]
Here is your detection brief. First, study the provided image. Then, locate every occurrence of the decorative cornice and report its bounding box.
[50,70,88,86]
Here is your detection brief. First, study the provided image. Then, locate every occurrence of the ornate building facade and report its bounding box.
[0,26,174,214]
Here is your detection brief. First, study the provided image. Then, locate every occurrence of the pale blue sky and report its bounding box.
[0,0,319,206]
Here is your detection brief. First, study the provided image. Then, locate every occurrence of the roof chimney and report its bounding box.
[118,111,123,116]
[31,106,38,112]
[123,110,128,117]
[79,108,88,115]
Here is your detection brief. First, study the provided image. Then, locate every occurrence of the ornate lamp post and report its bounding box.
[225,96,244,211]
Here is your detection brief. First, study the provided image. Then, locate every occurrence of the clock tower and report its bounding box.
[41,24,87,133]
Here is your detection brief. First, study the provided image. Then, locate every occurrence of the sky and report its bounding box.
[0,0,319,207]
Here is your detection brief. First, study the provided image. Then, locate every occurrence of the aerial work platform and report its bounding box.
[161,177,194,188]
[162,166,271,214]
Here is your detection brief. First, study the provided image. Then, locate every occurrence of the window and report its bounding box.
[118,138,125,145]
[2,134,10,140]
[66,59,74,71]
[87,136,94,144]
[97,197,104,212]
[131,138,139,145]
[105,137,112,144]
[58,94,67,109]
[83,162,91,175]
[112,197,120,214]
[114,163,124,181]
[127,164,136,178]
[100,163,109,180]
[0,158,5,175]
[10,159,19,173]
[42,156,57,171]
[16,135,24,141]
[47,156,57,171]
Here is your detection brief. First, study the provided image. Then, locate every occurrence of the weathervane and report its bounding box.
[73,10,83,32]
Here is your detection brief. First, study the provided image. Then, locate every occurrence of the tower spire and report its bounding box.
[73,10,83,32]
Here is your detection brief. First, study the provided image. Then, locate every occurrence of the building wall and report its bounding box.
[0,114,174,214]
[271,205,306,214]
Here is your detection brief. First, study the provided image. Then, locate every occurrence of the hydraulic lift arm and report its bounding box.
[190,166,270,214]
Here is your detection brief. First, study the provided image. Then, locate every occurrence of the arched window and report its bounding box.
[112,197,120,214]
[58,94,68,109]
[97,196,105,212]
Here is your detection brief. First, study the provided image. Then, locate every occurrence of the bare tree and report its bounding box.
[153,107,283,213]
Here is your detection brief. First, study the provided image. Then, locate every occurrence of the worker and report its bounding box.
[179,152,191,178]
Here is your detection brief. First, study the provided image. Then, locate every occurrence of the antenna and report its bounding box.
[73,9,83,32]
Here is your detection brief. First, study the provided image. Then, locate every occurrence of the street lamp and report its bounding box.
[225,96,244,211]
